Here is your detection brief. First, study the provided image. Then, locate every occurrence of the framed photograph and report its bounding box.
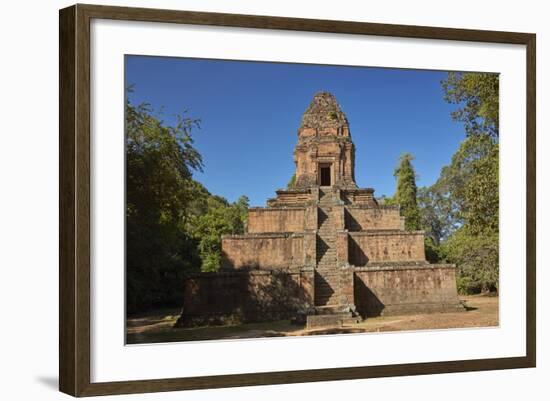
[59,4,536,397]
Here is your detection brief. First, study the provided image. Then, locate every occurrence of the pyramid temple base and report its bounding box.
[175,264,464,328]
[175,93,467,330]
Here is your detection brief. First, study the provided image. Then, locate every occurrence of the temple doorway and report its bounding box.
[320,164,331,186]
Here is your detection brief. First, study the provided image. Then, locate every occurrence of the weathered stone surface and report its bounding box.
[267,189,313,207]
[345,206,405,231]
[293,92,357,189]
[300,91,349,131]
[247,207,308,233]
[348,231,426,265]
[221,233,305,270]
[354,265,463,317]
[176,269,314,327]
[177,92,464,328]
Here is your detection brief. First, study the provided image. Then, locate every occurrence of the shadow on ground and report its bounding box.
[127,294,499,344]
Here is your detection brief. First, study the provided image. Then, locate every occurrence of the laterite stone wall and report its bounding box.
[348,231,426,265]
[176,269,314,326]
[247,207,310,233]
[354,265,462,317]
[221,233,307,269]
[345,206,404,231]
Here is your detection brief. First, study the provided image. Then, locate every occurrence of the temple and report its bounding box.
[176,92,463,328]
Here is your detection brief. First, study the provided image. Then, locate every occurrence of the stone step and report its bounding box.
[342,316,363,325]
[306,305,361,328]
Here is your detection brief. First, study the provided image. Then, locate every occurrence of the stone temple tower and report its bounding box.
[177,91,463,329]
[293,92,357,189]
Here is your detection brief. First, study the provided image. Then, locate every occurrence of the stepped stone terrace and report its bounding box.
[176,92,463,329]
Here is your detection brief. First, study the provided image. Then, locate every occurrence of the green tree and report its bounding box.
[234,195,250,229]
[441,135,499,235]
[442,228,499,293]
[126,99,204,313]
[378,194,397,206]
[417,185,459,245]
[287,173,296,189]
[393,153,421,231]
[442,72,499,138]
[125,96,252,310]
[437,72,500,293]
[191,196,249,272]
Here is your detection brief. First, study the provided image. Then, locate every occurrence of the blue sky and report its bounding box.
[126,56,466,207]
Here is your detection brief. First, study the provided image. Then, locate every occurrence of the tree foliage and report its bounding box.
[442,72,499,138]
[393,153,421,231]
[417,72,499,293]
[287,173,296,189]
[126,97,248,314]
[442,228,499,293]
[190,195,249,272]
[417,185,459,244]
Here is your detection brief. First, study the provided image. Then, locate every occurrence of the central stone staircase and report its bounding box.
[315,195,338,306]
[307,187,362,329]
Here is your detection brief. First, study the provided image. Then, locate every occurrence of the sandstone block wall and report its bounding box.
[177,269,315,326]
[354,265,462,317]
[221,233,307,269]
[340,190,377,206]
[294,137,355,188]
[348,231,426,265]
[247,207,311,233]
[336,230,349,267]
[267,189,312,206]
[345,206,404,231]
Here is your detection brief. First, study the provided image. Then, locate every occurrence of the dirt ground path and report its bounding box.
[126,294,498,344]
